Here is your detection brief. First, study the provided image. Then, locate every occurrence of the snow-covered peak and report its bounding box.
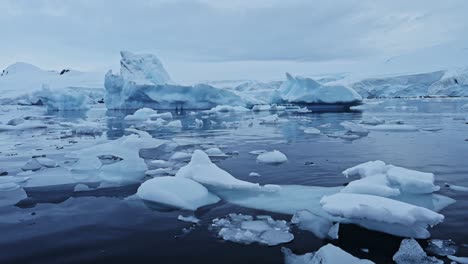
[119,50,173,85]
[1,62,45,76]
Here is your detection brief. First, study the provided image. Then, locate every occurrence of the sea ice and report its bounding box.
[448,255,468,264]
[178,215,201,224]
[426,239,458,256]
[211,214,293,246]
[204,147,227,157]
[340,121,369,135]
[291,209,333,239]
[393,239,443,264]
[137,176,220,210]
[283,244,374,264]
[124,108,159,121]
[303,127,321,134]
[256,150,288,164]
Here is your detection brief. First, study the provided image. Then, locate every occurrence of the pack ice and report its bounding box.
[104,51,255,110]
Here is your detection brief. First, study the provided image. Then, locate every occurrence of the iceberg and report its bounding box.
[137,176,220,210]
[104,51,253,110]
[32,87,89,111]
[272,73,362,105]
[256,150,288,164]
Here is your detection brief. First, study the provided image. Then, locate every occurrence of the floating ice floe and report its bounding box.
[124,108,159,121]
[249,172,261,177]
[426,239,458,256]
[60,120,104,136]
[256,150,288,164]
[21,157,57,171]
[204,105,249,114]
[282,244,374,264]
[291,209,334,239]
[178,214,201,224]
[0,178,28,207]
[150,112,173,120]
[448,255,468,264]
[272,73,362,105]
[340,121,369,135]
[73,183,93,192]
[137,176,220,210]
[445,183,468,192]
[176,150,279,192]
[303,127,321,134]
[393,239,443,264]
[68,129,165,185]
[211,214,293,246]
[360,116,385,125]
[104,51,254,110]
[259,114,284,124]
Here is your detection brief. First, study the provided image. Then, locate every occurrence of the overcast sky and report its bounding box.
[1,0,468,83]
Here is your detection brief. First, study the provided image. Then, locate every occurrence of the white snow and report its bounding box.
[273,73,362,104]
[211,214,293,246]
[256,150,288,164]
[137,176,220,210]
[393,239,443,264]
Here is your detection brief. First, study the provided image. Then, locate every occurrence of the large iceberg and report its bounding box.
[104,51,255,110]
[271,73,362,105]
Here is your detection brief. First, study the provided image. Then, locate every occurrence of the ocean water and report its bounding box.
[0,98,467,263]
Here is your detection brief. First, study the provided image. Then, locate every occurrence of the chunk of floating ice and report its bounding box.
[0,121,47,131]
[150,112,173,120]
[340,121,369,135]
[124,108,159,121]
[282,244,374,264]
[281,247,314,264]
[177,215,201,224]
[393,239,443,264]
[256,150,288,164]
[166,120,182,128]
[448,255,468,264]
[445,183,468,192]
[137,176,220,210]
[249,149,267,155]
[145,168,173,177]
[176,150,278,191]
[291,209,333,239]
[0,183,27,207]
[328,223,340,240]
[426,239,458,256]
[74,183,93,192]
[211,214,293,246]
[360,116,385,125]
[148,160,172,169]
[35,157,58,168]
[204,105,249,114]
[249,172,261,177]
[259,114,284,124]
[365,124,419,132]
[169,151,192,161]
[303,127,320,134]
[252,104,272,111]
[341,174,401,197]
[68,129,165,184]
[204,147,227,157]
[321,193,444,239]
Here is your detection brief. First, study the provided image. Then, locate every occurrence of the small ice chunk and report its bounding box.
[150,112,173,120]
[177,215,201,224]
[281,247,314,264]
[35,157,57,168]
[21,158,43,171]
[257,150,288,164]
[170,151,192,161]
[74,184,93,192]
[249,172,261,177]
[303,127,320,134]
[249,150,267,155]
[137,176,220,210]
[360,117,385,126]
[194,118,204,128]
[426,239,458,256]
[204,147,227,157]
[446,183,468,192]
[0,183,27,207]
[328,223,340,240]
[211,214,293,246]
[343,160,387,178]
[124,108,158,121]
[259,114,284,124]
[204,105,249,114]
[291,209,333,239]
[166,120,182,128]
[448,255,468,264]
[340,121,369,135]
[393,239,443,264]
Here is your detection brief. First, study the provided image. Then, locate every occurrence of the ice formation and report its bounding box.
[211,214,293,246]
[282,244,374,264]
[256,150,288,164]
[0,62,103,105]
[176,150,279,191]
[272,73,362,105]
[392,239,443,264]
[303,127,321,134]
[426,239,458,256]
[0,177,28,207]
[104,51,253,110]
[291,209,333,239]
[32,87,89,111]
[448,255,468,264]
[340,121,369,135]
[68,129,165,184]
[137,176,220,210]
[124,108,159,121]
